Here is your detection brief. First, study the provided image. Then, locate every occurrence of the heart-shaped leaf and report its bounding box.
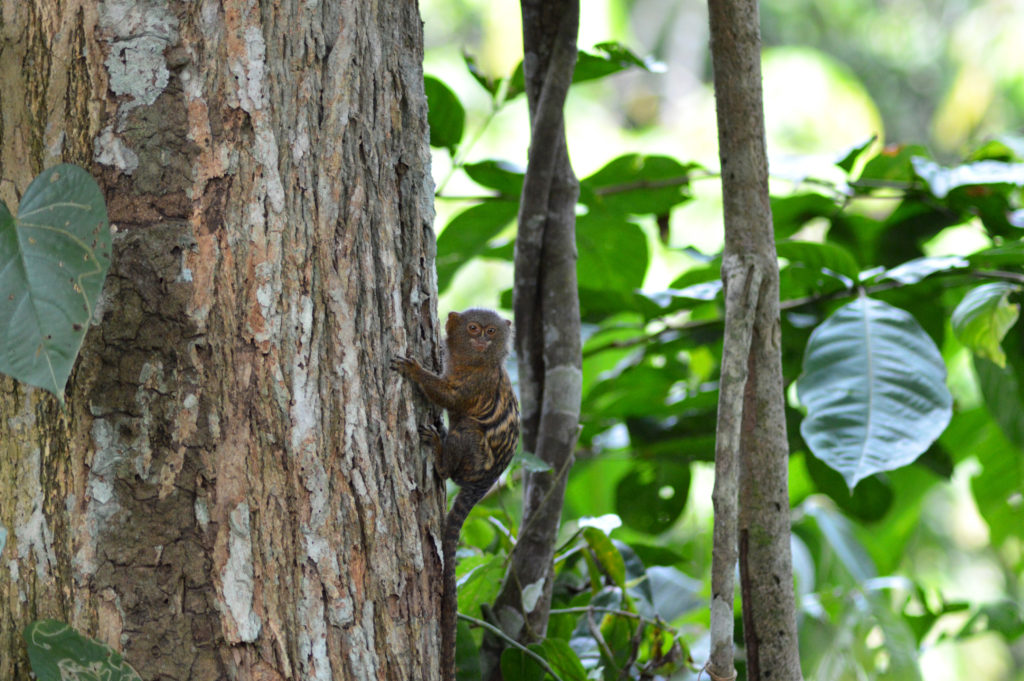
[797,298,952,490]
[0,164,110,403]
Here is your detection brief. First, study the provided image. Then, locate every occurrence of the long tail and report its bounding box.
[440,484,489,681]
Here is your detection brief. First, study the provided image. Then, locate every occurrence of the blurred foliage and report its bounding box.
[422,17,1024,679]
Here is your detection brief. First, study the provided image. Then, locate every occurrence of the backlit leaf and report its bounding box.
[951,282,1020,367]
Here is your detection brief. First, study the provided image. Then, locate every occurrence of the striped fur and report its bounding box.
[391,309,519,681]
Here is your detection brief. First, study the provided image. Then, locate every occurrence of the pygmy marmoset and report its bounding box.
[391,308,520,681]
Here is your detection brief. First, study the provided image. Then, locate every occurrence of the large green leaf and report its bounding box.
[435,201,517,292]
[0,164,111,403]
[576,213,648,294]
[951,282,1020,367]
[424,75,465,152]
[797,298,952,490]
[24,619,143,681]
[579,154,694,217]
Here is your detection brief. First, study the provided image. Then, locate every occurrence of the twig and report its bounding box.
[457,613,564,681]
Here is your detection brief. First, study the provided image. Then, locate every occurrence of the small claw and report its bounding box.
[390,355,415,374]
[418,424,440,443]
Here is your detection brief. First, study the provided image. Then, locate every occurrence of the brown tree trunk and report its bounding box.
[480,1,580,677]
[706,0,803,679]
[0,2,440,680]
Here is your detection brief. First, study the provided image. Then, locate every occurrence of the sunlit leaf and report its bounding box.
[797,298,952,490]
[836,135,878,172]
[912,156,1024,199]
[0,164,111,404]
[878,255,967,285]
[953,402,1024,544]
[582,527,625,589]
[951,282,1020,367]
[580,154,695,216]
[574,42,653,84]
[854,144,929,188]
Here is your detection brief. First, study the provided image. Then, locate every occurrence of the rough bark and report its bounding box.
[707,0,803,679]
[0,1,440,680]
[481,1,581,677]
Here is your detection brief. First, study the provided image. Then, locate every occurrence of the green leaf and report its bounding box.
[537,639,588,681]
[615,461,690,535]
[647,566,702,621]
[599,610,635,679]
[463,160,524,198]
[911,156,1024,199]
[803,451,894,522]
[463,52,500,98]
[836,135,877,172]
[770,192,838,239]
[974,357,1024,452]
[855,144,930,187]
[424,75,465,152]
[776,240,860,282]
[802,500,877,582]
[436,201,518,292]
[576,214,648,294]
[573,42,652,84]
[951,405,1024,544]
[500,646,546,681]
[580,154,694,216]
[457,555,506,619]
[582,527,626,589]
[516,450,553,473]
[797,298,953,490]
[0,164,111,404]
[24,619,143,681]
[969,241,1024,269]
[951,282,1020,367]
[878,255,967,285]
[454,619,482,681]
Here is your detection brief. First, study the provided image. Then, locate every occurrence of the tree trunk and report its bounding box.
[480,1,580,677]
[706,0,803,679]
[0,2,440,680]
